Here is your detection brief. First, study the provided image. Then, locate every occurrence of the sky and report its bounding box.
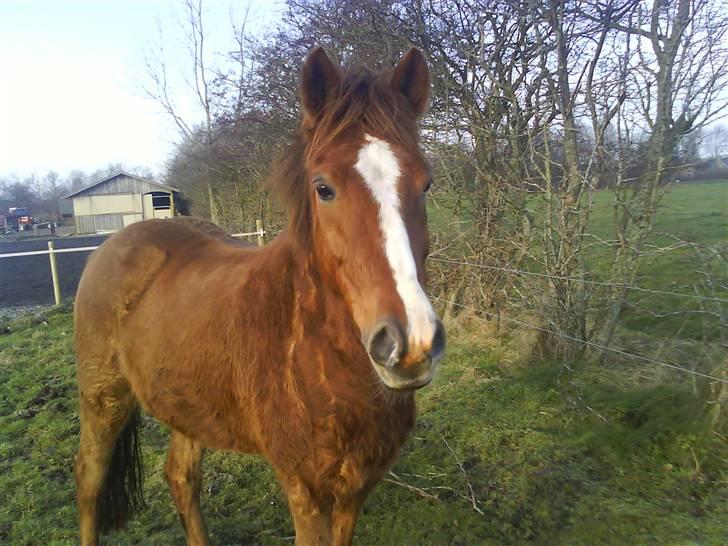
[0,0,283,180]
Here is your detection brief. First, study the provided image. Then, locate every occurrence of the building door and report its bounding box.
[142,193,154,220]
[143,191,174,220]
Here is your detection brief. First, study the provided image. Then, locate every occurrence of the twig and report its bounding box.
[439,433,484,515]
[385,471,440,502]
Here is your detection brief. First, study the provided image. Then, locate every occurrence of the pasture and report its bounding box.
[429,180,728,342]
[1,308,726,545]
[0,182,726,545]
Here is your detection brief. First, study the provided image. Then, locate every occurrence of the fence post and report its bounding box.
[48,241,62,306]
[256,219,265,247]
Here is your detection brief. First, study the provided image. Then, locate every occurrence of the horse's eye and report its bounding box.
[315,182,336,202]
[423,178,433,194]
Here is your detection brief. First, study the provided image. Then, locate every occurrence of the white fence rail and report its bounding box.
[1,222,266,306]
[0,246,100,258]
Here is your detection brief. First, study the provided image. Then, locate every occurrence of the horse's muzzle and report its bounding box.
[366,318,446,390]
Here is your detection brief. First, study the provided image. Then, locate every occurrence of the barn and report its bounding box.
[64,171,179,234]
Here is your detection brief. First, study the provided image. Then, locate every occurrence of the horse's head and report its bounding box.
[295,47,445,390]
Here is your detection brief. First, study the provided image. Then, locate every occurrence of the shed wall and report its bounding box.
[73,194,142,216]
[69,175,175,233]
[75,214,125,233]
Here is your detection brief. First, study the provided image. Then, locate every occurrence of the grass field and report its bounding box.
[428,181,728,341]
[1,181,726,545]
[1,308,726,545]
[582,181,728,340]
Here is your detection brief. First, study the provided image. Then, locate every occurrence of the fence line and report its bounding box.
[429,257,728,304]
[1,223,266,306]
[230,228,267,240]
[1,225,721,381]
[0,246,100,258]
[0,230,266,259]
[432,296,728,384]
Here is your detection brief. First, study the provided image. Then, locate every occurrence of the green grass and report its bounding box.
[1,308,726,545]
[582,181,728,246]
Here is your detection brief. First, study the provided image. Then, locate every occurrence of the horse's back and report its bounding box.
[74,218,245,346]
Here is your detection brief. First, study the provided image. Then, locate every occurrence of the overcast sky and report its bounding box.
[0,0,282,179]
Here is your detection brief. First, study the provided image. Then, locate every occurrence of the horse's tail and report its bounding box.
[98,407,146,533]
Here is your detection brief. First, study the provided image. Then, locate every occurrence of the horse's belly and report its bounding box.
[138,386,258,453]
[118,339,259,454]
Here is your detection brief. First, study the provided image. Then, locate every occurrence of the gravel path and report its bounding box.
[0,304,51,322]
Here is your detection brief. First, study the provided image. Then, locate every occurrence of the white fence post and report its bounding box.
[256,219,265,247]
[47,241,62,306]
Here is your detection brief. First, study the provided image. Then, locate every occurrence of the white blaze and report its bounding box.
[355,134,437,349]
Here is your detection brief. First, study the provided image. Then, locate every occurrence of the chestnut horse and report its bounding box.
[73,47,445,546]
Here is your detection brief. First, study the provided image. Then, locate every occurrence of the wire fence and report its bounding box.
[2,225,724,385]
[431,295,727,384]
[429,257,728,304]
[429,252,726,384]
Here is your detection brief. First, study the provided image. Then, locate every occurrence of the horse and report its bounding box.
[73,47,445,546]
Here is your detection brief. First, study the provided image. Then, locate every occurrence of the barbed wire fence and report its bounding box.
[427,255,728,389]
[429,257,728,304]
[431,296,727,385]
[2,225,725,391]
[427,245,728,432]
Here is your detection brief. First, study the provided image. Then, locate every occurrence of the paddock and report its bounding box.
[0,236,108,309]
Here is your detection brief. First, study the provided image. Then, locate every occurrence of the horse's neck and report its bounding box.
[288,244,362,355]
[232,233,355,349]
[225,235,412,467]
[240,233,410,402]
[284,242,411,410]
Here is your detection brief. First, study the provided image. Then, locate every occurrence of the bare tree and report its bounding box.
[43,171,62,218]
[151,0,728,369]
[140,0,233,224]
[595,0,728,350]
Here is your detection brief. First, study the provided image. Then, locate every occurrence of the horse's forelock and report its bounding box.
[307,69,418,161]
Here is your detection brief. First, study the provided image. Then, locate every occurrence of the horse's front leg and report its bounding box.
[331,478,379,546]
[330,496,364,546]
[281,476,333,546]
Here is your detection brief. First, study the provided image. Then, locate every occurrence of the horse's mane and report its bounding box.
[267,66,420,249]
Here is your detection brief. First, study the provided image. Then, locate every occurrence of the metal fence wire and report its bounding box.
[2,229,724,384]
[429,257,728,304]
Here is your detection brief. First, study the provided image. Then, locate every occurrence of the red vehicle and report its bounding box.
[4,207,35,232]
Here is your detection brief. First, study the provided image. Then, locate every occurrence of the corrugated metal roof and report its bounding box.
[63,171,180,199]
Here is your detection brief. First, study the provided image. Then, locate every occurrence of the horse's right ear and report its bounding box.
[301,47,341,124]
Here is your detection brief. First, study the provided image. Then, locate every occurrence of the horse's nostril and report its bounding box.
[430,320,446,361]
[368,321,405,367]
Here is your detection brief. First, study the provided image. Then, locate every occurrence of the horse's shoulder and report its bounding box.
[81,219,199,312]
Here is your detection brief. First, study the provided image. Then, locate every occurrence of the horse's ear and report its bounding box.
[391,48,430,117]
[301,47,341,122]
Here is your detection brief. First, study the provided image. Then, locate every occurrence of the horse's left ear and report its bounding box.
[391,48,430,117]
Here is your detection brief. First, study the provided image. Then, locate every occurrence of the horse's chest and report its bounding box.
[311,402,414,493]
